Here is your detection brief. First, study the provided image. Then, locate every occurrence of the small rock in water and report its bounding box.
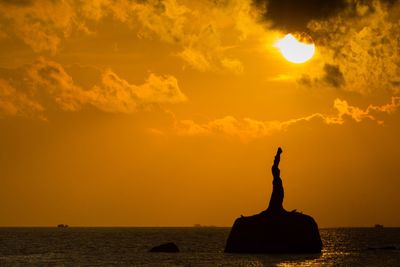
[149,242,179,253]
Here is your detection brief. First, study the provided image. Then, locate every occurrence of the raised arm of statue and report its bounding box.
[273,147,282,167]
[272,147,282,178]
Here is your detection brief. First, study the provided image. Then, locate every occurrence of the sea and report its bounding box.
[1,227,400,266]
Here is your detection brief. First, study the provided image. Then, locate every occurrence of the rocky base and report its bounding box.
[225,210,322,254]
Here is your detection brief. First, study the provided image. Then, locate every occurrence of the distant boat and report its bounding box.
[57,224,69,228]
[374,224,384,228]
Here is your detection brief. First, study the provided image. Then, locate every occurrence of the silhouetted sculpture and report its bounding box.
[225,147,322,254]
[268,147,284,212]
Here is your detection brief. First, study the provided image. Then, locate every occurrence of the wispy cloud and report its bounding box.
[0,0,264,73]
[130,0,256,73]
[89,68,187,113]
[0,0,82,54]
[0,78,44,119]
[173,96,400,141]
[0,58,187,118]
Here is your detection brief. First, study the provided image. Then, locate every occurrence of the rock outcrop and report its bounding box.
[149,242,180,253]
[225,210,322,253]
[225,147,322,254]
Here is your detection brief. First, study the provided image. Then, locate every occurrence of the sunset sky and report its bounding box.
[1,0,400,227]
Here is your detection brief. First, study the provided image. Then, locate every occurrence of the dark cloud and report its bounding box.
[298,75,312,87]
[323,64,345,88]
[253,0,347,31]
[297,64,345,88]
[253,0,396,32]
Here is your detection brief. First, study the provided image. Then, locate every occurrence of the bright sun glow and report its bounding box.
[275,34,315,64]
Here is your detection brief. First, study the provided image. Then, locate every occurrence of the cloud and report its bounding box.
[331,96,400,124]
[175,114,323,141]
[173,96,400,141]
[27,58,85,111]
[221,58,244,74]
[0,0,81,53]
[133,0,190,43]
[173,0,267,73]
[300,0,400,95]
[89,69,187,113]
[323,64,345,88]
[250,0,400,95]
[176,22,245,73]
[253,0,396,32]
[134,72,187,104]
[253,0,348,31]
[130,0,255,73]
[0,78,44,118]
[0,0,262,73]
[0,58,186,118]
[175,113,328,141]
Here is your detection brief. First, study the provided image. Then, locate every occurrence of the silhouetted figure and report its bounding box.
[268,147,284,212]
[224,146,322,254]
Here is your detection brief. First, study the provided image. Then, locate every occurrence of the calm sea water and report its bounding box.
[0,227,399,266]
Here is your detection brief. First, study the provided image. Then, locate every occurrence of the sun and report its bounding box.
[275,34,315,64]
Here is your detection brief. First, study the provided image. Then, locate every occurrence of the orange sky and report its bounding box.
[1,0,400,227]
